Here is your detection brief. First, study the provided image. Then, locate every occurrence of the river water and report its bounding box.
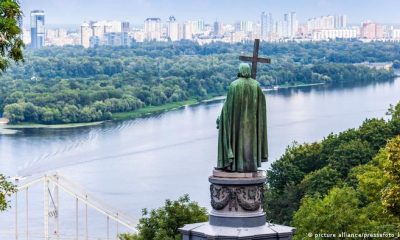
[0,78,400,238]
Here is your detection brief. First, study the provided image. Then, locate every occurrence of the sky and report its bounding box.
[20,0,400,26]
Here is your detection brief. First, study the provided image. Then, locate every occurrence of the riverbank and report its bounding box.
[0,80,385,129]
[275,82,325,89]
[262,82,326,91]
[1,100,199,130]
[112,99,198,120]
[2,121,104,129]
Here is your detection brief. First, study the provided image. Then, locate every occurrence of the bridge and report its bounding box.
[1,173,137,240]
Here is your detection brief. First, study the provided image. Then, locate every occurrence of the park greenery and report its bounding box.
[265,101,400,238]
[0,41,397,124]
[119,195,208,240]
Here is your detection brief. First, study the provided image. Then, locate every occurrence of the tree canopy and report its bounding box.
[0,41,395,124]
[265,100,400,238]
[0,0,21,212]
[0,0,24,72]
[119,195,208,240]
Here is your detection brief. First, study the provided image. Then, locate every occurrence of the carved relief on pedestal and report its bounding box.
[210,184,264,212]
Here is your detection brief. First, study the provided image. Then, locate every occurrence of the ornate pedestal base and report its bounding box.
[180,170,295,239]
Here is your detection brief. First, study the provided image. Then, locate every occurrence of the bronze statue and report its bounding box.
[216,63,268,172]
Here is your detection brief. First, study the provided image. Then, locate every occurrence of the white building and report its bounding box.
[391,28,400,40]
[308,15,348,32]
[312,28,357,41]
[81,20,130,47]
[46,28,78,46]
[261,12,273,38]
[167,16,179,41]
[81,22,93,48]
[144,18,161,41]
[183,21,193,40]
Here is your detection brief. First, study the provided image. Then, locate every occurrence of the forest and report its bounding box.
[0,41,397,124]
[265,101,400,238]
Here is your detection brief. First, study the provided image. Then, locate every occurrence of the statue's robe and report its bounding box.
[217,77,268,172]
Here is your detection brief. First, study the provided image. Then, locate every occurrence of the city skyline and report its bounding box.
[21,0,400,26]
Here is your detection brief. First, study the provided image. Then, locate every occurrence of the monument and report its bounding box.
[180,39,295,239]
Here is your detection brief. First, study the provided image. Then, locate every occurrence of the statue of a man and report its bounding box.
[216,63,268,172]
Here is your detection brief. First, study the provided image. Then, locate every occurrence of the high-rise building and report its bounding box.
[213,21,223,36]
[261,12,273,37]
[92,21,111,38]
[104,32,129,46]
[391,28,400,40]
[361,21,384,39]
[334,15,347,29]
[235,21,253,33]
[192,20,205,34]
[308,15,347,32]
[144,18,161,41]
[81,20,130,47]
[30,10,45,48]
[290,12,298,37]
[183,21,193,40]
[283,13,290,37]
[122,22,130,32]
[81,22,93,48]
[167,16,179,41]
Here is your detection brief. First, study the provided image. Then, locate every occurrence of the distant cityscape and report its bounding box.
[26,9,400,49]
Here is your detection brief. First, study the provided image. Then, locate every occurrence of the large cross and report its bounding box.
[239,39,271,79]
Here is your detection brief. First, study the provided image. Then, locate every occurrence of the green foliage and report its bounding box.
[293,187,365,239]
[265,102,400,225]
[119,195,208,240]
[0,174,16,211]
[293,139,400,238]
[328,139,373,177]
[382,136,400,217]
[0,0,24,72]
[299,166,341,196]
[0,42,395,124]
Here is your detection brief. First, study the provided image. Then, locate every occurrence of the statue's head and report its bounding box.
[238,63,251,78]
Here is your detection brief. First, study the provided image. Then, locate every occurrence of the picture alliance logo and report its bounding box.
[309,232,398,238]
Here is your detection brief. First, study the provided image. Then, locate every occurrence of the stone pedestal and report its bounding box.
[180,170,295,239]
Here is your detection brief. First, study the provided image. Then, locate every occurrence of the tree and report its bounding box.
[0,174,16,211]
[293,187,364,239]
[328,139,374,177]
[0,0,24,72]
[382,136,400,217]
[119,195,208,240]
[0,0,22,214]
[299,166,341,197]
[3,102,24,122]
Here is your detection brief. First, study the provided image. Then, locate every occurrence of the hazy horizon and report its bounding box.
[20,0,400,26]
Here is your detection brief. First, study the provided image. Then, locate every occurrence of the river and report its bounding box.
[0,78,399,238]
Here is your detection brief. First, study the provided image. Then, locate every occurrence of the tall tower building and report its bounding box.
[30,10,45,48]
[261,12,273,37]
[290,12,298,37]
[213,21,223,36]
[183,21,193,40]
[283,13,290,37]
[167,16,179,41]
[81,22,93,48]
